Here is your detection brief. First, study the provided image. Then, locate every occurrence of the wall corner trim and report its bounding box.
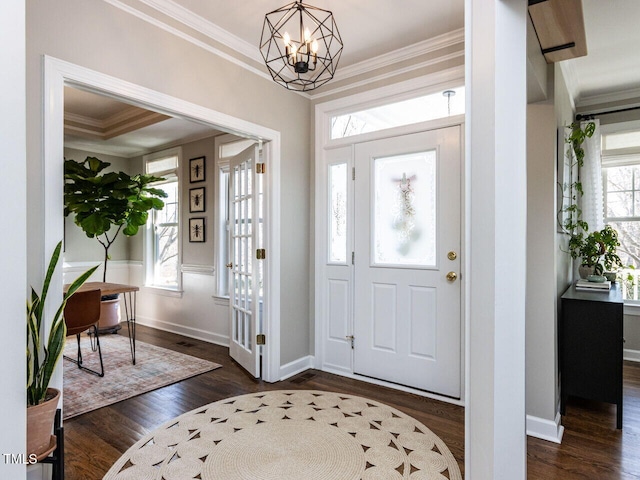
[279,355,315,381]
[526,413,564,444]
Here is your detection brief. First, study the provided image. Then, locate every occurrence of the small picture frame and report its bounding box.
[189,156,206,183]
[189,217,205,242]
[189,187,205,213]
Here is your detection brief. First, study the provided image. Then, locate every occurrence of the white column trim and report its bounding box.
[465,0,528,478]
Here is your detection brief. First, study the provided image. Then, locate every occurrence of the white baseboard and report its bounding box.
[526,412,564,444]
[279,355,315,380]
[624,348,640,362]
[136,315,229,347]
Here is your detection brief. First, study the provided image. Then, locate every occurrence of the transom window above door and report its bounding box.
[330,86,464,140]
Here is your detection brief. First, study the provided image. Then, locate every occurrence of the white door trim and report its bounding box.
[314,72,466,404]
[43,55,281,383]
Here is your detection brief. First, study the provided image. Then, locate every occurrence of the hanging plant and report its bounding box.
[558,120,596,237]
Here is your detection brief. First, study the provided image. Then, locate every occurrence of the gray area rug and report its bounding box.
[63,333,221,420]
[104,390,462,480]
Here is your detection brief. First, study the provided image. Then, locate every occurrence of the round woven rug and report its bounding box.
[104,390,462,480]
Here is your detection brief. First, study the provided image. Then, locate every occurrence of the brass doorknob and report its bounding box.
[226,262,233,269]
[446,271,458,282]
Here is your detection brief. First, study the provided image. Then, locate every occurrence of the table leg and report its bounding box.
[123,291,136,365]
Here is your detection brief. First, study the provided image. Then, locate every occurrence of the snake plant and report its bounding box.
[27,241,98,406]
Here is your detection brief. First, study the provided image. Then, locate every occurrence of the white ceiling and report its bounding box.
[172,0,464,68]
[565,0,640,104]
[65,0,640,157]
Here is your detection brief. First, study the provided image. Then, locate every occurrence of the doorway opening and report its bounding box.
[44,56,281,386]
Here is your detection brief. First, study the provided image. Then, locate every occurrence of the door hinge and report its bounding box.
[256,163,266,174]
[352,251,355,265]
[352,166,355,180]
[346,335,354,349]
[256,334,266,345]
[256,248,266,259]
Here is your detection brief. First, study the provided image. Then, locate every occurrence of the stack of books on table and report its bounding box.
[575,278,611,292]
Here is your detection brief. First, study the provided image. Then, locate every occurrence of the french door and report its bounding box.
[228,143,263,377]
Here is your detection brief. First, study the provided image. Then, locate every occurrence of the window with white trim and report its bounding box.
[330,86,465,140]
[602,127,640,300]
[144,148,181,290]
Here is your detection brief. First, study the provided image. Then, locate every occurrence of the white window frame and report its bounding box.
[601,121,640,308]
[143,146,183,295]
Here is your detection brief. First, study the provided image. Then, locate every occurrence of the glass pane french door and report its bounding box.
[228,143,262,377]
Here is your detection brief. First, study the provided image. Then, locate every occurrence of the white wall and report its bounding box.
[25,0,310,369]
[1,1,27,479]
[526,104,563,442]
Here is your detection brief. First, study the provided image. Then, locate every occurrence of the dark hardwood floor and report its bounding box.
[63,325,640,479]
[527,360,640,479]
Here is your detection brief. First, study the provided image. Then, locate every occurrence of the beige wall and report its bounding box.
[27,0,311,366]
[526,104,560,423]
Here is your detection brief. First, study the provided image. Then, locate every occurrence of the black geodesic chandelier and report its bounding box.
[260,1,343,92]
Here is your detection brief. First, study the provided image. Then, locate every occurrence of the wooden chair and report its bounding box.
[63,289,104,377]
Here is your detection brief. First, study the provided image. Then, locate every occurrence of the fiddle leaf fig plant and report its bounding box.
[64,156,167,282]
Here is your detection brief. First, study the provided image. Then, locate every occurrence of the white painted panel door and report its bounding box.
[353,127,462,398]
[229,144,262,377]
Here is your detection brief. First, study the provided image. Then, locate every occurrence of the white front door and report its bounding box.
[353,127,462,397]
[228,144,263,377]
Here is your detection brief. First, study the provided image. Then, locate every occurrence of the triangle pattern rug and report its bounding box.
[104,390,463,480]
[63,333,221,420]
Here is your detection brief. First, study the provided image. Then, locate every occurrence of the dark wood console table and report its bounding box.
[560,283,623,429]
[65,282,139,365]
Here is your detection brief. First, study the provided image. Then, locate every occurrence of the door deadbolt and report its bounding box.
[446,271,458,282]
[226,262,233,269]
[447,251,457,261]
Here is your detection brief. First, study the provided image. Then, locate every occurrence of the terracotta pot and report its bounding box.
[27,388,60,457]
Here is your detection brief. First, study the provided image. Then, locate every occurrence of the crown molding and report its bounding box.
[336,28,464,82]
[310,52,464,100]
[101,0,463,98]
[137,0,261,64]
[102,0,273,84]
[64,107,169,140]
[577,86,640,110]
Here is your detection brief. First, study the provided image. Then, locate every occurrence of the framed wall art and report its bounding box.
[190,156,205,183]
[189,187,205,213]
[189,217,205,242]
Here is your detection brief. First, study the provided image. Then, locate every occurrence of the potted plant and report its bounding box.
[27,241,98,458]
[64,156,166,330]
[569,225,625,279]
[599,225,625,282]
